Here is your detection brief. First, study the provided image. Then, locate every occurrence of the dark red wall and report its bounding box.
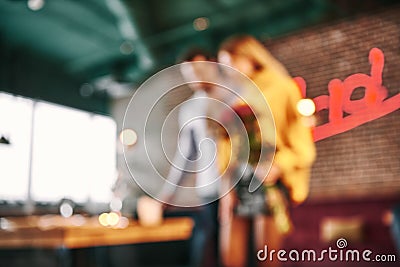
[281,196,399,266]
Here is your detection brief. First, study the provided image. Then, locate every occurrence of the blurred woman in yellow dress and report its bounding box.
[217,35,316,267]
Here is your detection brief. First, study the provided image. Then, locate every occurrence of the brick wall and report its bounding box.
[266,7,400,200]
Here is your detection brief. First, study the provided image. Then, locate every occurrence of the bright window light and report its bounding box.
[87,115,117,202]
[0,93,32,201]
[30,102,116,204]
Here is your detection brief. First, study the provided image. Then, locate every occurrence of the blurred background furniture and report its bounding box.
[0,215,193,267]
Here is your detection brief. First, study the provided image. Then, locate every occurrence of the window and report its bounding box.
[0,93,32,201]
[0,92,116,205]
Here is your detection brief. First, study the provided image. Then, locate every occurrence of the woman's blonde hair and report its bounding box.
[219,35,290,77]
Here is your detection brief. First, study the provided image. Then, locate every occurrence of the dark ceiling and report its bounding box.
[0,0,397,112]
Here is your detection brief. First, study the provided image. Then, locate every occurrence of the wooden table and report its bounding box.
[0,215,193,249]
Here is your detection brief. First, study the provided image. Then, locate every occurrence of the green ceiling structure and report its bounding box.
[0,0,395,113]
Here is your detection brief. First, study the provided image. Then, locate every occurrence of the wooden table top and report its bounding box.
[0,215,193,249]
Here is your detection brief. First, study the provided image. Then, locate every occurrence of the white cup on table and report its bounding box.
[137,196,163,227]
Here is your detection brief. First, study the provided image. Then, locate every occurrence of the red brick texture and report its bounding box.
[266,7,400,200]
